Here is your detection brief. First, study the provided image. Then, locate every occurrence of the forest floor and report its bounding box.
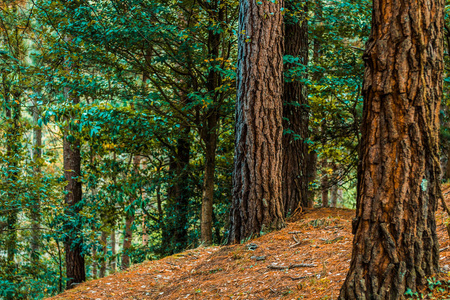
[47,186,450,300]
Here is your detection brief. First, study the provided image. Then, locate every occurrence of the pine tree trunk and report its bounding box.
[31,104,41,264]
[282,0,310,215]
[63,87,85,289]
[306,150,317,206]
[330,184,338,208]
[200,3,222,246]
[5,96,20,300]
[200,115,218,245]
[122,155,140,269]
[321,159,329,208]
[162,127,191,254]
[110,230,116,273]
[305,1,323,208]
[92,246,97,279]
[330,163,338,208]
[142,219,148,246]
[121,215,134,270]
[99,231,107,278]
[339,0,444,298]
[228,0,285,243]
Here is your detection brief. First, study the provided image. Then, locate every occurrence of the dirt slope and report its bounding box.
[47,191,450,300]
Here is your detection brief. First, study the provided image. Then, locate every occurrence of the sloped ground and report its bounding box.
[48,188,450,300]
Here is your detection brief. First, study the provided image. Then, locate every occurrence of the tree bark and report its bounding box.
[99,231,107,278]
[321,159,329,208]
[200,114,218,245]
[122,155,140,269]
[121,214,134,270]
[5,94,20,300]
[63,87,85,289]
[31,103,42,264]
[330,163,338,208]
[339,0,444,298]
[142,219,148,246]
[228,0,285,243]
[305,2,323,208]
[110,230,116,273]
[162,126,191,254]
[282,0,310,215]
[92,246,97,279]
[200,6,222,244]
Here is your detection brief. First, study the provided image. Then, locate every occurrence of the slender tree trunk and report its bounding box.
[92,246,97,279]
[339,0,444,298]
[99,231,107,278]
[142,219,148,246]
[200,3,222,246]
[305,1,323,208]
[330,163,338,208]
[330,183,338,208]
[122,155,140,269]
[201,118,218,245]
[110,230,116,273]
[306,150,317,206]
[228,0,285,243]
[63,84,85,288]
[5,94,20,300]
[320,118,329,208]
[162,127,191,254]
[321,159,329,207]
[121,215,134,270]
[282,0,310,215]
[445,152,450,180]
[31,104,41,264]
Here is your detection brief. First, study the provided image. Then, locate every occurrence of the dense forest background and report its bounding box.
[1,0,449,299]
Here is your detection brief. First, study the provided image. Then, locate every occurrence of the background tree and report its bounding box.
[228,0,285,243]
[282,0,311,214]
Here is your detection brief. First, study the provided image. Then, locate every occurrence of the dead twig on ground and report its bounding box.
[267,263,317,270]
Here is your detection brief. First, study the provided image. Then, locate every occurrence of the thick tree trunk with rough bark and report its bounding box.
[282,0,310,215]
[339,0,444,298]
[228,0,285,243]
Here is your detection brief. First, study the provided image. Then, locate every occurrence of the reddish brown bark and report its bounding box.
[282,0,310,215]
[121,215,134,270]
[339,0,444,298]
[228,0,285,243]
